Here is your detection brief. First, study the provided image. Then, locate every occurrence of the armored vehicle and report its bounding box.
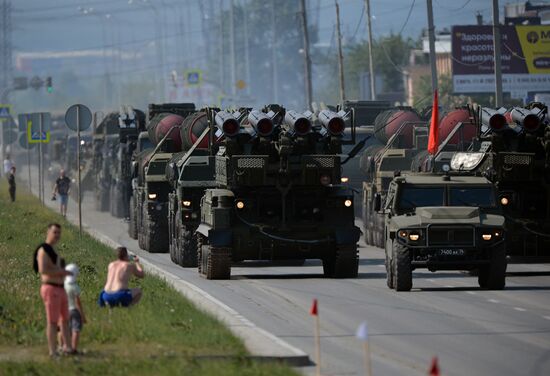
[109,107,146,218]
[128,131,152,239]
[379,172,506,291]
[194,106,362,279]
[454,104,550,261]
[131,103,197,253]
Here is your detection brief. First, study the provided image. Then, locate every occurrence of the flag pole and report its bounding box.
[310,299,321,376]
[363,342,373,376]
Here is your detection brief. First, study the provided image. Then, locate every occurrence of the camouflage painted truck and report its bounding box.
[379,170,506,291]
[194,106,362,279]
[130,103,197,253]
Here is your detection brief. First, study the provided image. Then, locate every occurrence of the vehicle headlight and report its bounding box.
[344,199,352,207]
[408,233,420,241]
[341,177,349,183]
[148,193,157,200]
[482,234,492,241]
[236,200,245,209]
[182,200,191,207]
[500,196,509,206]
[398,230,408,238]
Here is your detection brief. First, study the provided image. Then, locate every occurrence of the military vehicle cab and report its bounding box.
[377,165,506,291]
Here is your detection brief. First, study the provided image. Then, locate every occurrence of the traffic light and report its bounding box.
[46,76,53,93]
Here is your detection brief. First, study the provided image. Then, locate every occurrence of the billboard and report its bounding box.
[452,25,550,97]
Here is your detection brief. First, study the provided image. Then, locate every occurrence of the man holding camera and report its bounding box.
[52,169,71,217]
[98,247,144,307]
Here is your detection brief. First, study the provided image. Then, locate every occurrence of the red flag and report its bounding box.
[427,89,439,155]
[429,357,440,376]
[310,299,318,316]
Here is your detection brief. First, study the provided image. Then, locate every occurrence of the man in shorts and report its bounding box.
[98,247,144,307]
[34,223,73,356]
[53,169,71,217]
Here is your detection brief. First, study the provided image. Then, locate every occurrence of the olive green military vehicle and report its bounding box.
[128,131,152,239]
[378,172,506,291]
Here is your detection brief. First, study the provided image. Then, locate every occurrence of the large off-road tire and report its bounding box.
[478,244,506,290]
[176,224,198,267]
[144,215,168,253]
[375,215,385,248]
[323,244,359,278]
[128,196,138,239]
[96,187,110,212]
[111,182,125,218]
[109,184,116,217]
[198,236,231,280]
[385,247,394,289]
[392,241,412,291]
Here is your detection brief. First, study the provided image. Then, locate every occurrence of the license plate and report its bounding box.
[438,249,465,256]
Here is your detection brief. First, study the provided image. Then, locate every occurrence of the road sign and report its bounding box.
[0,104,11,120]
[185,70,203,87]
[27,112,51,144]
[65,104,92,131]
[18,132,36,150]
[236,79,246,90]
[17,114,28,131]
[30,76,44,90]
[13,77,28,90]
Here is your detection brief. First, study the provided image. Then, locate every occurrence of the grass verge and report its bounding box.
[0,181,297,376]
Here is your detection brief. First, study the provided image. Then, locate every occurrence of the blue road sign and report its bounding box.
[0,104,11,121]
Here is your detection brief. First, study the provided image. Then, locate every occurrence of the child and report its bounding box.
[64,263,86,353]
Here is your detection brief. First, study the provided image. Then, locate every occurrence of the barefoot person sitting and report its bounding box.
[98,247,144,307]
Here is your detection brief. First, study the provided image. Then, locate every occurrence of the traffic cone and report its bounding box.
[429,357,440,376]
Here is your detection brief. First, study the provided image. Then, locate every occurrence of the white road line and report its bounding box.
[514,307,527,312]
[543,316,550,320]
[444,285,454,288]
[426,279,436,283]
[488,299,500,303]
[465,291,477,295]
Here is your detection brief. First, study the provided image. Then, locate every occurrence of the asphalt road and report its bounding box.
[20,169,550,376]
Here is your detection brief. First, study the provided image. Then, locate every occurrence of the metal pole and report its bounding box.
[76,106,82,236]
[335,1,346,104]
[219,0,225,93]
[492,0,503,107]
[426,0,438,93]
[229,0,236,97]
[365,0,376,100]
[299,0,313,109]
[242,0,251,97]
[39,113,44,204]
[271,0,279,102]
[26,127,31,191]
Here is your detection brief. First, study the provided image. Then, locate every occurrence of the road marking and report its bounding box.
[488,299,500,303]
[444,285,454,288]
[426,279,435,283]
[514,307,527,312]
[543,316,550,321]
[465,291,477,295]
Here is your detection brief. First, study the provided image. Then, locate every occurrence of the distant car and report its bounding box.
[377,172,506,291]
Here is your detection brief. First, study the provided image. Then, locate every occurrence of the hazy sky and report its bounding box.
[12,0,502,54]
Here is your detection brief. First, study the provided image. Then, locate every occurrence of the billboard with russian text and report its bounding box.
[452,25,550,98]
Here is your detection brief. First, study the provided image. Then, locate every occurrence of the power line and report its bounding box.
[399,0,416,35]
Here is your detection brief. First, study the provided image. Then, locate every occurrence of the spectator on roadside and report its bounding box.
[33,223,74,356]
[7,166,16,202]
[98,247,144,307]
[53,169,71,217]
[3,153,14,178]
[64,263,86,353]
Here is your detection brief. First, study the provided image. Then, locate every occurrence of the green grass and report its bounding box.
[0,181,297,376]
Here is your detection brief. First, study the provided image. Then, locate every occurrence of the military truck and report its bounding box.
[453,104,550,261]
[130,103,196,253]
[361,107,478,248]
[379,171,506,291]
[165,112,214,266]
[109,107,146,218]
[194,106,362,279]
[128,132,152,239]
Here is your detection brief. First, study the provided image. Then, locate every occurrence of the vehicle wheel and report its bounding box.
[323,244,359,278]
[145,216,168,253]
[97,187,110,212]
[111,182,125,218]
[177,225,198,267]
[197,234,204,275]
[199,238,231,280]
[366,227,373,246]
[128,196,138,239]
[385,249,394,289]
[392,241,412,291]
[478,244,506,290]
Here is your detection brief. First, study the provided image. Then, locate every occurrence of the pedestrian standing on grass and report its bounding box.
[53,169,71,217]
[34,223,74,357]
[7,166,16,202]
[64,263,86,353]
[3,153,14,178]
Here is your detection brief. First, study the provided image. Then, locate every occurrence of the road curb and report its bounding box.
[76,221,310,366]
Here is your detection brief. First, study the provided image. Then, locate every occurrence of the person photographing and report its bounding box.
[98,247,144,307]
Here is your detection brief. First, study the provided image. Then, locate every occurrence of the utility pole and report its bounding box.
[492,0,503,107]
[229,0,237,98]
[299,0,313,109]
[219,0,225,93]
[364,0,376,100]
[335,1,346,104]
[242,0,251,97]
[271,0,279,102]
[1,0,12,167]
[426,0,438,94]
